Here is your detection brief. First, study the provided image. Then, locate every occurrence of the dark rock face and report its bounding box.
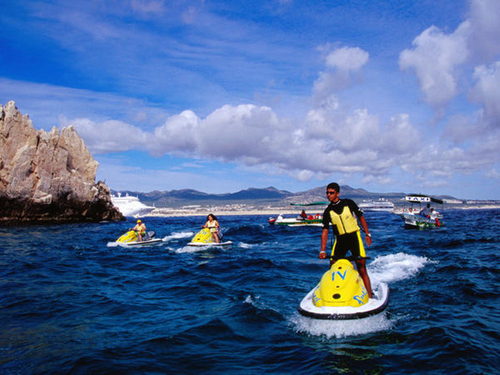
[0,101,124,225]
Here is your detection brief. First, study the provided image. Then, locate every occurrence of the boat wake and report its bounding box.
[368,252,432,285]
[162,231,194,242]
[238,242,255,249]
[175,245,213,253]
[291,310,393,339]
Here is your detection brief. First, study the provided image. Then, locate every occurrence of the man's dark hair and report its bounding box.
[327,182,340,192]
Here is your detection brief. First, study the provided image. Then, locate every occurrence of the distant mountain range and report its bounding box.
[112,185,460,208]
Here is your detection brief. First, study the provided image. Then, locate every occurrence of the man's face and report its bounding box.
[326,189,339,202]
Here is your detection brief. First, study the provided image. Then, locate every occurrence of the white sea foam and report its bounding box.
[291,311,393,338]
[244,295,259,305]
[368,252,432,285]
[162,231,194,242]
[175,245,207,253]
[238,242,255,249]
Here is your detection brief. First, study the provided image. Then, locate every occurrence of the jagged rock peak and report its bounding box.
[0,101,124,225]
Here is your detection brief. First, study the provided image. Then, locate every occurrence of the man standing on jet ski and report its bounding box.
[319,182,373,297]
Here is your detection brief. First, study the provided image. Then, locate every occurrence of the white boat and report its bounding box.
[269,202,326,227]
[111,193,155,217]
[269,214,323,227]
[396,194,444,229]
[358,198,395,212]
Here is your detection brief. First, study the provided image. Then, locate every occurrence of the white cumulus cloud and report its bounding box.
[152,110,200,156]
[399,24,470,110]
[469,61,500,128]
[325,46,369,71]
[313,46,369,106]
[60,117,150,153]
[399,0,500,115]
[467,0,500,62]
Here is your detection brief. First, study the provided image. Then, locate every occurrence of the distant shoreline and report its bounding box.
[140,204,500,218]
[143,209,299,218]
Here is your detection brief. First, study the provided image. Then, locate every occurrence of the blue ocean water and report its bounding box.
[1,209,499,374]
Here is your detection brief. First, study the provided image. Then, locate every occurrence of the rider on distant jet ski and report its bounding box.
[202,214,221,243]
[131,219,146,242]
[319,183,374,297]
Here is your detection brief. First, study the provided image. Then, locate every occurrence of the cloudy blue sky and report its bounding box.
[1,0,499,199]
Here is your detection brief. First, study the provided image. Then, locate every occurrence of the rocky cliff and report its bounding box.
[0,101,124,225]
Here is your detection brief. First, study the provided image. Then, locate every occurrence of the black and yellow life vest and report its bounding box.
[329,205,360,235]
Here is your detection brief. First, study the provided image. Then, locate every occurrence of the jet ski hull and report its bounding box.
[186,241,233,248]
[122,238,163,246]
[298,282,389,320]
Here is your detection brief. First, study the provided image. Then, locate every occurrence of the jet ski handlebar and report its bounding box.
[326,255,371,261]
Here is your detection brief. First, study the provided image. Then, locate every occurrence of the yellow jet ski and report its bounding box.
[298,258,389,320]
[186,228,233,248]
[116,230,162,246]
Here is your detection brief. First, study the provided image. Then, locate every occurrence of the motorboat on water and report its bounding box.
[395,194,444,229]
[268,213,323,227]
[298,258,389,320]
[111,193,155,217]
[269,202,327,227]
[186,228,233,248]
[116,230,163,246]
[358,198,395,212]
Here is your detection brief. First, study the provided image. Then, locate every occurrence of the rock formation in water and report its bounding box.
[0,101,124,225]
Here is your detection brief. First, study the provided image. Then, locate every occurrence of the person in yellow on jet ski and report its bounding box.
[131,219,146,242]
[319,182,374,297]
[202,214,220,243]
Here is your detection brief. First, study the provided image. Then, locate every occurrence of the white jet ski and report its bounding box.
[298,258,389,320]
[186,228,233,248]
[116,230,163,246]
